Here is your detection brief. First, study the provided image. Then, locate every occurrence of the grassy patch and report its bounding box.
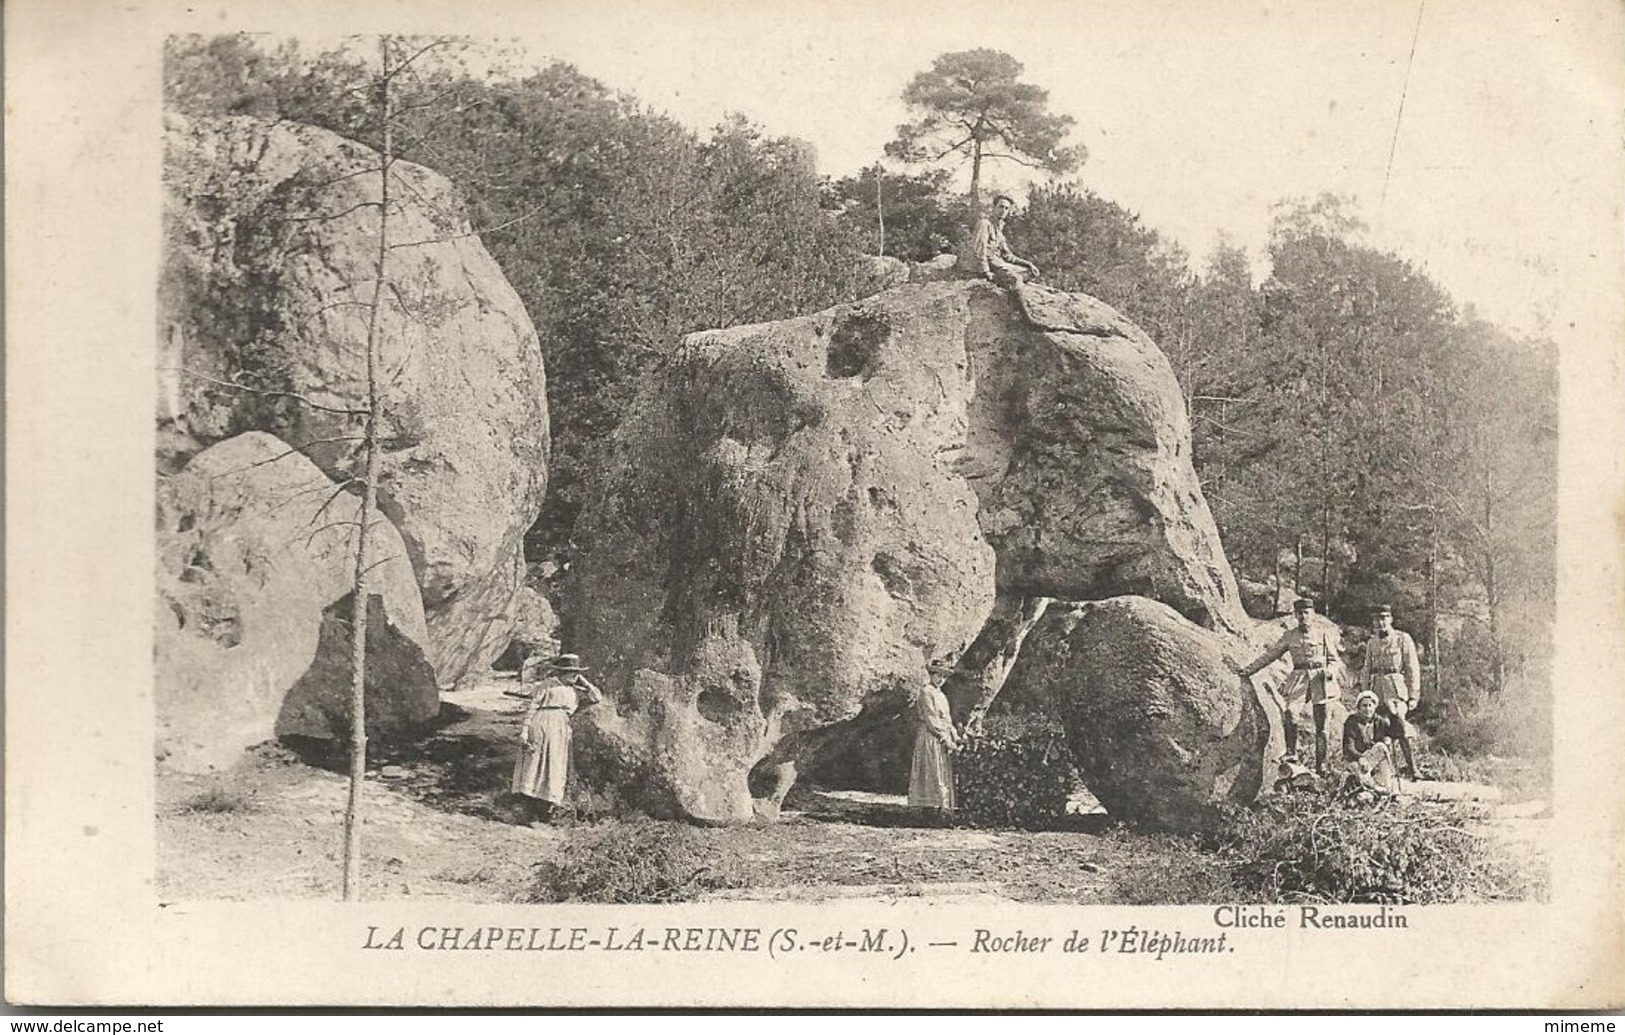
[1415,747,1550,804]
[529,819,746,903]
[1098,826,1240,904]
[177,779,257,814]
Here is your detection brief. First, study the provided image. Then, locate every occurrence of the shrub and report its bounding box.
[1213,793,1545,904]
[529,819,744,903]
[178,779,256,814]
[954,711,1075,830]
[1099,826,1241,904]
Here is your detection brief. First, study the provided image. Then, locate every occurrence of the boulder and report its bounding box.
[907,254,962,283]
[276,592,441,741]
[999,596,1269,831]
[854,255,910,297]
[563,279,1244,821]
[156,432,438,771]
[158,114,549,685]
[981,287,1243,628]
[491,584,560,673]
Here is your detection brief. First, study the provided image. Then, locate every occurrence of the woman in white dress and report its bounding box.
[511,652,603,823]
[909,659,960,821]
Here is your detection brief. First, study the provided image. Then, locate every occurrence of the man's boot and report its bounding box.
[1314,732,1329,774]
[1397,737,1418,780]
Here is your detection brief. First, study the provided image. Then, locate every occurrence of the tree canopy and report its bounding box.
[885,49,1084,210]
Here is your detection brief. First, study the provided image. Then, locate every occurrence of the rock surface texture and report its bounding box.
[563,279,1244,822]
[159,114,549,685]
[999,596,1269,831]
[156,433,439,771]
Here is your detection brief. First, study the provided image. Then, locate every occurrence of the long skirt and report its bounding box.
[909,732,954,809]
[512,711,572,804]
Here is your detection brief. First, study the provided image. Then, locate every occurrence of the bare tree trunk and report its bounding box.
[969,139,983,215]
[873,163,885,257]
[1294,535,1304,598]
[1319,449,1332,599]
[1273,551,1283,615]
[1317,335,1332,601]
[1428,515,1441,700]
[342,37,393,903]
[947,593,1051,731]
[1481,471,1505,695]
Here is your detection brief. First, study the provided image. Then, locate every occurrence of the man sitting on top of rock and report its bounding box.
[958,193,1041,287]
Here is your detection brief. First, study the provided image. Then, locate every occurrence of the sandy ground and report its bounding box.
[156,671,1548,904]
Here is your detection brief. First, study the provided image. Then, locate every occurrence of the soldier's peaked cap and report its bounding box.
[1293,598,1315,613]
[1372,604,1393,616]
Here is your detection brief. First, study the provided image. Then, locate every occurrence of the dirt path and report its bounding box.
[157,672,1547,904]
[157,672,1145,903]
[158,672,551,902]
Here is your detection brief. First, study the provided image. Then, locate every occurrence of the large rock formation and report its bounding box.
[563,279,1244,821]
[998,596,1270,831]
[158,114,549,684]
[156,433,439,771]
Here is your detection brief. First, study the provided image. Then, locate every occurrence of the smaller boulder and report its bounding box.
[275,592,440,741]
[156,432,436,770]
[1002,596,1270,831]
[491,585,560,673]
[854,255,909,297]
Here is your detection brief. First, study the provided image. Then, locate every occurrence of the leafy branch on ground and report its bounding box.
[529,819,745,903]
[1209,792,1546,904]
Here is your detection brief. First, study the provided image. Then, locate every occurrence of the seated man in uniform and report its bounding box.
[957,194,1041,287]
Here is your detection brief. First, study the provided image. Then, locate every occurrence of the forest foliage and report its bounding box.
[164,35,1557,761]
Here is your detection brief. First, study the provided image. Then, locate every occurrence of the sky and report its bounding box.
[484,0,1621,347]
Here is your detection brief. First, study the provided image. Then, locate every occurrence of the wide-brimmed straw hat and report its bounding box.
[546,653,590,673]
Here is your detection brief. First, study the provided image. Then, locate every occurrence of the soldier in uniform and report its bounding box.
[957,194,1041,287]
[1237,598,1341,773]
[1362,604,1421,780]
